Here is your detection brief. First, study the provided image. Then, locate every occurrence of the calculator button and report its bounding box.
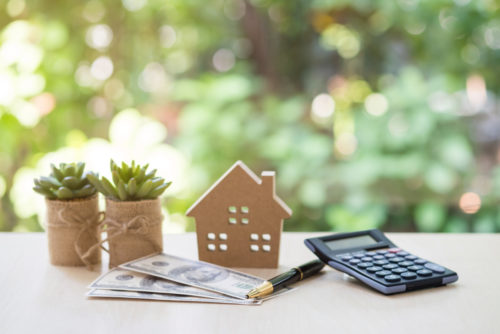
[376,250,389,255]
[414,259,427,265]
[383,264,398,270]
[385,253,396,258]
[392,267,407,274]
[375,270,392,277]
[389,257,404,263]
[398,251,409,256]
[405,255,417,260]
[424,263,445,273]
[372,255,385,260]
[408,265,423,271]
[388,248,401,253]
[399,261,413,267]
[373,260,388,266]
[358,262,373,269]
[366,266,383,273]
[417,269,432,276]
[353,253,366,259]
[340,255,354,261]
[384,274,401,282]
[361,257,372,262]
[401,271,417,280]
[349,259,361,265]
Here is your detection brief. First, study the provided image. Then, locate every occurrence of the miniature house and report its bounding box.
[186,161,292,268]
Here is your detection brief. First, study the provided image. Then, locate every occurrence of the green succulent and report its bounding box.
[33,162,97,200]
[87,160,171,201]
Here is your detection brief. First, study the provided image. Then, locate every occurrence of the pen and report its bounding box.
[247,259,325,298]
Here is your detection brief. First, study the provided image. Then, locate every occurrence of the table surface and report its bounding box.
[0,232,498,334]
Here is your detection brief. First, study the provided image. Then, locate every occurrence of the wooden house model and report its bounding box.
[186,161,292,268]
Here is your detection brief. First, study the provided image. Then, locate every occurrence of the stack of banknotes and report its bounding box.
[87,253,294,305]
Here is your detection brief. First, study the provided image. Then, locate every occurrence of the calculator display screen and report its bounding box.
[325,235,377,251]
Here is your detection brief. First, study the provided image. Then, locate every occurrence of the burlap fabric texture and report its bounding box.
[46,195,102,267]
[103,198,163,268]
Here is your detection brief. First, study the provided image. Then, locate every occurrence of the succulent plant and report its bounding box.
[87,160,171,201]
[33,162,97,200]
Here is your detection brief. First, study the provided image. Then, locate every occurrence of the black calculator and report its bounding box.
[304,229,458,295]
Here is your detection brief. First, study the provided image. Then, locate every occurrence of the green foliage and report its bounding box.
[87,160,171,201]
[33,163,96,200]
[1,0,499,232]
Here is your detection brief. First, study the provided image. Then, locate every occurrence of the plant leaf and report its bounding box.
[101,177,119,199]
[147,182,170,198]
[75,162,85,179]
[136,179,153,198]
[62,176,79,189]
[57,187,73,199]
[128,178,137,196]
[51,164,64,181]
[117,181,128,200]
[33,186,56,198]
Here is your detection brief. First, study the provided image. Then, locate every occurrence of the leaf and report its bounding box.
[147,182,170,198]
[33,186,56,198]
[75,162,85,179]
[150,177,165,188]
[73,184,95,198]
[87,173,106,194]
[51,164,64,181]
[135,166,147,184]
[62,176,79,189]
[64,164,76,176]
[101,177,119,199]
[117,181,128,201]
[40,176,61,188]
[136,179,153,198]
[128,178,137,196]
[112,170,120,185]
[121,162,129,180]
[144,169,157,180]
[56,187,73,199]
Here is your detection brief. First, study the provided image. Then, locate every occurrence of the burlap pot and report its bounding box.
[46,195,102,267]
[104,198,163,268]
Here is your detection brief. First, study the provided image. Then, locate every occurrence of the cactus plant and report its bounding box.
[33,162,97,200]
[87,160,171,201]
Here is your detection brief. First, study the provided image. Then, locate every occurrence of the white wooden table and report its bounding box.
[0,232,498,334]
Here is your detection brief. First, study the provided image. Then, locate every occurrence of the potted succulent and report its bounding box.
[88,160,171,267]
[33,162,101,267]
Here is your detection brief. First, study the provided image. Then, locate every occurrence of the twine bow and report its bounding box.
[83,214,163,267]
[50,208,105,269]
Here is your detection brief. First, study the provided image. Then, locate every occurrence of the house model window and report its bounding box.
[186,161,292,268]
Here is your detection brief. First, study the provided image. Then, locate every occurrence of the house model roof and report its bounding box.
[186,160,292,218]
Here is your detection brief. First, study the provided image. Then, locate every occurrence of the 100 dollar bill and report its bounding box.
[88,268,240,301]
[86,289,262,305]
[120,253,265,299]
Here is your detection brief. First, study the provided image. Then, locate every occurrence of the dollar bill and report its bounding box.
[88,268,241,301]
[120,253,265,299]
[86,289,262,305]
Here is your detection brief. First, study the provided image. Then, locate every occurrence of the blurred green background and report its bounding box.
[1,0,499,233]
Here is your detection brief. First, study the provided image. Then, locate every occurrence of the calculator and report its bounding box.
[304,229,458,295]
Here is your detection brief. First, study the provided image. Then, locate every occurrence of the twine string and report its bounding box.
[49,208,105,269]
[81,214,163,266]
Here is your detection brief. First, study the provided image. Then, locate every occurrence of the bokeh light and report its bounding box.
[212,49,235,72]
[335,133,357,156]
[90,56,114,81]
[466,74,487,111]
[311,93,335,118]
[85,24,113,50]
[159,25,176,48]
[459,192,481,214]
[364,93,388,116]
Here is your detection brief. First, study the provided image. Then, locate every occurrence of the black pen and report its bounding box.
[247,259,325,298]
